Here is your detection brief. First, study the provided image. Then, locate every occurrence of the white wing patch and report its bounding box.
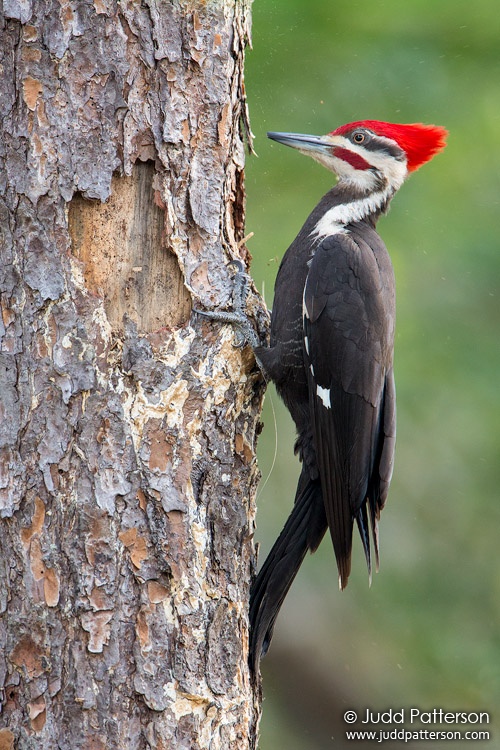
[316,384,331,409]
[304,273,330,408]
[302,284,310,320]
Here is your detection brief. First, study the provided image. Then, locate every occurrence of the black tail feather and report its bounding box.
[356,502,372,582]
[249,472,327,675]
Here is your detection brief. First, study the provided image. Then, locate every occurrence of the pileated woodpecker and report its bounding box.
[198,119,447,674]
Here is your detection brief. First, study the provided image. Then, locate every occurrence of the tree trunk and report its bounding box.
[0,0,264,747]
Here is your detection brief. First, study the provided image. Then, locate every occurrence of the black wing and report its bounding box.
[303,229,396,588]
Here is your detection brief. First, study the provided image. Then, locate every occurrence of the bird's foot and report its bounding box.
[194,260,261,350]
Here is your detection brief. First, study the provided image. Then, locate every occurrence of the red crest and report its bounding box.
[332,120,448,172]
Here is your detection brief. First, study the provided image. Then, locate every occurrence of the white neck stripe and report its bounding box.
[311,185,393,240]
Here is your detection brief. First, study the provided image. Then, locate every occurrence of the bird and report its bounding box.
[198,119,447,674]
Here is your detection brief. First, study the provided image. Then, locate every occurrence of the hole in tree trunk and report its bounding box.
[68,161,191,334]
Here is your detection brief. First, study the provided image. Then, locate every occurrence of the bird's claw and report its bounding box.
[227,258,245,274]
[194,261,260,350]
[232,328,248,349]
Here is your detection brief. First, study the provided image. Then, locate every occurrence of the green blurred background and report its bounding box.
[243,0,500,747]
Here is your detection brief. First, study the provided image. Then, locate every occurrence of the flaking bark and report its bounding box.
[0,0,264,747]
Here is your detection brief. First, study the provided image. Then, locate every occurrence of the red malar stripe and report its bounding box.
[333,146,371,171]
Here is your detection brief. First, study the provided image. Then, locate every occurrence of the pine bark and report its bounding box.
[0,1,264,747]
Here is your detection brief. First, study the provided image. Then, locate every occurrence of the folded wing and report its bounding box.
[303,230,396,587]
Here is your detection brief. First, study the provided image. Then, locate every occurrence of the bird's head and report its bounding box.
[268,120,448,194]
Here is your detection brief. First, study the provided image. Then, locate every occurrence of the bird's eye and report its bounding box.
[352,131,366,144]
